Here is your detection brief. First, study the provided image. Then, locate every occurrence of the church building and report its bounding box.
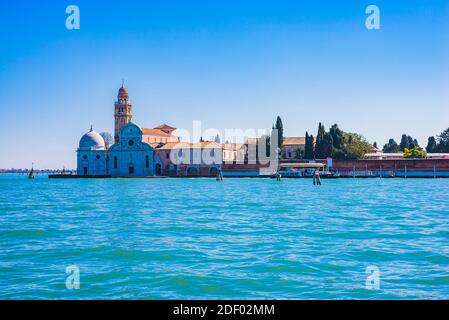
[76,84,224,177]
[108,122,154,176]
[77,84,165,177]
[76,127,108,176]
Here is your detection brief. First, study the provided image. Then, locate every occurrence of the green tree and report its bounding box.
[383,138,400,153]
[403,147,427,159]
[332,149,346,160]
[314,123,334,159]
[304,132,315,159]
[437,127,449,152]
[314,123,325,158]
[426,136,438,153]
[407,137,418,149]
[274,116,284,151]
[322,132,333,158]
[342,133,372,160]
[400,134,409,151]
[329,124,344,150]
[400,134,419,150]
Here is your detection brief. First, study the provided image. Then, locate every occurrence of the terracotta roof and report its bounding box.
[142,128,172,137]
[154,123,176,130]
[282,137,306,145]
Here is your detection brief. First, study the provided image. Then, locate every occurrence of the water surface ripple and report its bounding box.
[0,175,448,299]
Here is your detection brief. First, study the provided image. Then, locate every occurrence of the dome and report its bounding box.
[79,128,105,150]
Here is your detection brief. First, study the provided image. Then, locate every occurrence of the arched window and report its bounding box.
[145,155,149,168]
[114,156,118,169]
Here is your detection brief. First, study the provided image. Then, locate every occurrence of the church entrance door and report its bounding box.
[155,163,162,176]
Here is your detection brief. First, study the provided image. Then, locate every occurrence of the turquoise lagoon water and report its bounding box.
[0,174,448,299]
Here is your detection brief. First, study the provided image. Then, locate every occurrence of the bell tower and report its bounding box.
[114,82,133,143]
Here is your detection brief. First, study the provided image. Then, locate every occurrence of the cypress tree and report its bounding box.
[329,124,343,149]
[383,138,400,153]
[436,128,449,152]
[304,132,314,159]
[426,136,437,153]
[400,134,409,151]
[274,116,284,150]
[322,132,334,158]
[314,123,323,158]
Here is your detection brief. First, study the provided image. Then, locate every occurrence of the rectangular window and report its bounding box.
[114,156,118,169]
[145,155,149,168]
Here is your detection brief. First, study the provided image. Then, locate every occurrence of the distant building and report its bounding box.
[364,153,403,160]
[365,152,449,160]
[153,141,191,176]
[142,124,180,145]
[77,84,223,177]
[282,137,306,160]
[154,141,222,177]
[222,143,245,163]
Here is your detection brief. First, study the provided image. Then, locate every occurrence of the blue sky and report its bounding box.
[1,0,448,168]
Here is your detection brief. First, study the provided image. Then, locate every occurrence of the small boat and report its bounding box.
[28,163,35,179]
[273,162,340,179]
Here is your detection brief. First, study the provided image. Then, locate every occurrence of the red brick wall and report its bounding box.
[322,159,449,171]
